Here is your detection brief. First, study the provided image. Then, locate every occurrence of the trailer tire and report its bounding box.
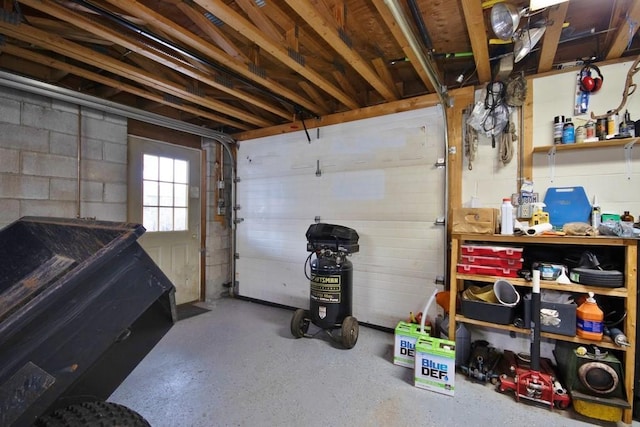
[35,401,150,427]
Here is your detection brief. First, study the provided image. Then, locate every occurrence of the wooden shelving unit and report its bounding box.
[449,233,638,423]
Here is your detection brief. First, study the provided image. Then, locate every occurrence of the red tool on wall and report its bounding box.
[498,268,572,409]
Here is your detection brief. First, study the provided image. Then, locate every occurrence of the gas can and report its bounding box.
[576,292,603,341]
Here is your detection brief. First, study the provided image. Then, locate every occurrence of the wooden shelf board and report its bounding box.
[454,314,623,351]
[455,274,628,297]
[532,137,637,153]
[452,233,634,246]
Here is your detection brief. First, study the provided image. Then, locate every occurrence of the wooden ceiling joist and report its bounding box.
[192,0,361,110]
[1,44,252,130]
[606,0,640,59]
[537,2,569,73]
[104,0,326,117]
[0,20,268,127]
[20,0,289,122]
[284,0,398,102]
[461,0,491,84]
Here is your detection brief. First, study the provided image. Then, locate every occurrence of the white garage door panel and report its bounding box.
[236,107,446,328]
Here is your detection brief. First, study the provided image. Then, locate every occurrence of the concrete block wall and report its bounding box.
[0,86,127,228]
[203,141,231,300]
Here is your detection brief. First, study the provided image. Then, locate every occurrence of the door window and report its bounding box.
[142,154,189,232]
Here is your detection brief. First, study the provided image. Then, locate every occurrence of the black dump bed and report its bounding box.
[0,217,176,427]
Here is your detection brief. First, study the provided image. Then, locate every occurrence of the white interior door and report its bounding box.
[128,136,201,305]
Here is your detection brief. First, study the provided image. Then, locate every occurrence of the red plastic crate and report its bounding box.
[460,254,523,269]
[456,263,519,278]
[460,244,524,260]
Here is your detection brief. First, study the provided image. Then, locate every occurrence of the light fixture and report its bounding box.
[490,3,528,40]
[529,0,569,12]
[513,26,546,62]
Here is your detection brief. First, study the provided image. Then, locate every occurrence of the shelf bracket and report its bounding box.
[624,138,637,180]
[547,145,557,182]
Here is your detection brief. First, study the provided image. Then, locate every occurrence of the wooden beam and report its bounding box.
[299,81,331,112]
[537,2,569,73]
[284,0,398,102]
[461,0,491,84]
[1,43,252,130]
[332,70,359,101]
[369,0,436,93]
[88,0,290,118]
[234,0,283,43]
[446,86,475,219]
[372,57,401,98]
[0,21,264,128]
[176,2,249,63]
[606,0,640,59]
[193,0,360,110]
[233,92,441,140]
[19,0,280,125]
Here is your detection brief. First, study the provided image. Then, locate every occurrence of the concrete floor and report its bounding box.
[110,298,633,427]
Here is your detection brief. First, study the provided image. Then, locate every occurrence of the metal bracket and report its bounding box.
[233,204,241,211]
[624,138,637,180]
[434,216,446,226]
[233,218,244,224]
[448,146,457,155]
[234,177,241,183]
[434,157,446,168]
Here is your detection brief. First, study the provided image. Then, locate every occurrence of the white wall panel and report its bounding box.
[236,108,446,327]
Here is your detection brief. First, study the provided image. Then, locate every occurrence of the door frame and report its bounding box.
[127,134,205,303]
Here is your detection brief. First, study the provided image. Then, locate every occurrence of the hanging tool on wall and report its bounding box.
[463,106,478,170]
[591,55,640,120]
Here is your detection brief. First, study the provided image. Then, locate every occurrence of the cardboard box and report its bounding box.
[414,336,456,396]
[451,208,498,234]
[393,321,431,368]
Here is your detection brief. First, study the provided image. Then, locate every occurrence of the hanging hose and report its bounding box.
[499,121,517,165]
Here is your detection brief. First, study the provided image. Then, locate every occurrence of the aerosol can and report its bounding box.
[531,202,549,225]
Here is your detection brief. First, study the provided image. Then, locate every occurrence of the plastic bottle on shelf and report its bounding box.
[576,292,603,341]
[591,196,601,229]
[562,118,575,144]
[500,198,514,235]
[621,211,635,223]
[620,110,635,138]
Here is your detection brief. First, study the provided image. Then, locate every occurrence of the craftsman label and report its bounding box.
[310,275,341,303]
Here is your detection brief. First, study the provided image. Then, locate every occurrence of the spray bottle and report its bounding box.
[531,202,549,225]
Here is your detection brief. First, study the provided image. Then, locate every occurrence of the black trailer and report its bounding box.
[0,217,176,426]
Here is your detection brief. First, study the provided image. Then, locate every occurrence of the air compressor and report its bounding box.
[290,223,360,349]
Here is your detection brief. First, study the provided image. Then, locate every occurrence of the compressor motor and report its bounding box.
[290,223,360,349]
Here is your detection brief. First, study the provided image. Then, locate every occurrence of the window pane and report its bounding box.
[174,184,188,207]
[159,207,173,231]
[143,180,159,206]
[159,182,173,206]
[159,157,174,182]
[143,155,158,180]
[174,160,188,184]
[174,208,187,230]
[143,207,158,232]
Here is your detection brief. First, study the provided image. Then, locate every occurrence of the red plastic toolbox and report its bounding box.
[460,244,523,260]
[456,263,519,278]
[460,254,523,269]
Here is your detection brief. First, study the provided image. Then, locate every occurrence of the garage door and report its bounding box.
[235,107,446,328]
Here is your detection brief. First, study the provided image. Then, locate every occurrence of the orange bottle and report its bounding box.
[576,292,603,340]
